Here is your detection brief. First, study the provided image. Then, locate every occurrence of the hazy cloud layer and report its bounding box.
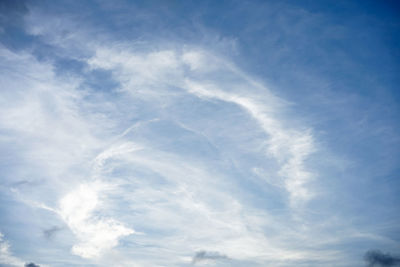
[0,0,399,266]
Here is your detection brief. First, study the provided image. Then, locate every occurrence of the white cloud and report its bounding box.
[88,45,316,206]
[0,40,321,265]
[59,182,134,259]
[0,46,134,260]
[0,45,101,181]
[0,232,25,267]
[0,12,323,264]
[182,58,315,205]
[1,3,397,266]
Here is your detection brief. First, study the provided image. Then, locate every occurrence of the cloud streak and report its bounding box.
[89,46,316,206]
[1,2,399,266]
[0,29,327,265]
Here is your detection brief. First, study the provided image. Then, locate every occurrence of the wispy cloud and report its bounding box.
[183,77,315,205]
[1,1,399,266]
[0,23,333,265]
[0,232,25,267]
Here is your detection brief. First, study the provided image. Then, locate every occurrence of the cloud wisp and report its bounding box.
[0,31,328,265]
[0,232,25,267]
[2,1,399,266]
[89,46,316,207]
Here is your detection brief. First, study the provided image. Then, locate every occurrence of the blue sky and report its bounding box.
[0,0,399,266]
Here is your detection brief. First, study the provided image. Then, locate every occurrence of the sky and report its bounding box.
[0,0,399,266]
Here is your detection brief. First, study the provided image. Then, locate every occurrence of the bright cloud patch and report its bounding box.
[0,232,25,266]
[59,182,134,258]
